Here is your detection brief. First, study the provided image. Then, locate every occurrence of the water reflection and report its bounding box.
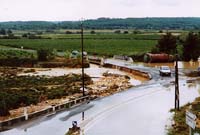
[185,80,200,91]
[188,83,197,88]
[60,104,93,121]
[82,112,85,121]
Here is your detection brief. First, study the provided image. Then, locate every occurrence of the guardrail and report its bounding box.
[88,56,102,65]
[103,63,152,80]
[88,57,151,79]
[0,96,90,132]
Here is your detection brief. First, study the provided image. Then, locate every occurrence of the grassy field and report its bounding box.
[0,38,157,56]
[0,30,161,57]
[0,29,188,57]
[40,33,161,40]
[1,29,189,57]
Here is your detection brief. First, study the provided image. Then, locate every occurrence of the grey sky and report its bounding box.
[0,0,200,21]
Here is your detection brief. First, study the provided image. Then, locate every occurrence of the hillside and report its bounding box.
[0,17,200,30]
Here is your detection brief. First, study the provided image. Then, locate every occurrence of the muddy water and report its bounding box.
[2,79,200,135]
[136,61,200,69]
[2,60,200,135]
[83,79,200,135]
[2,59,200,135]
[19,64,144,86]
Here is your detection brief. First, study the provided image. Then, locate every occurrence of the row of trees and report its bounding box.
[154,32,200,61]
[65,30,133,34]
[1,18,200,30]
[0,28,12,35]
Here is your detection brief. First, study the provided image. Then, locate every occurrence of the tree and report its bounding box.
[0,28,6,35]
[7,29,12,34]
[114,30,121,34]
[65,31,73,34]
[133,30,141,34]
[156,32,177,54]
[123,31,129,34]
[183,32,200,61]
[90,30,95,34]
[22,33,28,38]
[7,33,14,38]
[37,49,51,61]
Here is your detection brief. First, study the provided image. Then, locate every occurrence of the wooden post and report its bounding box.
[24,107,28,120]
[175,53,180,110]
[81,22,85,97]
[189,127,192,135]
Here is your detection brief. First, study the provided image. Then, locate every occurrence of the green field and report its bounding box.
[0,31,161,56]
[0,38,156,56]
[40,33,161,40]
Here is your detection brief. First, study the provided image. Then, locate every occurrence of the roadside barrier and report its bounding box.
[88,57,151,80]
[88,56,103,65]
[103,63,152,80]
[0,96,90,132]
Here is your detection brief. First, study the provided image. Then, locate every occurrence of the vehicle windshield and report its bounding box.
[161,66,170,70]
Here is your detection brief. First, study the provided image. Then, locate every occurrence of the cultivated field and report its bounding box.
[0,39,156,56]
[0,31,163,56]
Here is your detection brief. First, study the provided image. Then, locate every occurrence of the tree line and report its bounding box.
[1,17,200,30]
[153,32,200,61]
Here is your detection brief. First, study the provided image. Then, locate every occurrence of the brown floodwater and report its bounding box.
[134,61,200,69]
[2,59,200,135]
[19,64,144,86]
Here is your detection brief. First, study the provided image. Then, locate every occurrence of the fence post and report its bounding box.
[24,107,28,120]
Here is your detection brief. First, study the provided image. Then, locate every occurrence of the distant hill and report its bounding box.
[0,17,200,30]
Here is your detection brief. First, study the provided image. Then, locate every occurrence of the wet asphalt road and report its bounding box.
[1,60,200,135]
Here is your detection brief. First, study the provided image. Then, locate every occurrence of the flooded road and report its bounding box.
[1,60,200,135]
[85,80,200,135]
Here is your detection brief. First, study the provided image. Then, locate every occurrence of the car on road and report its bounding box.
[159,66,171,76]
[198,67,200,72]
[198,67,200,76]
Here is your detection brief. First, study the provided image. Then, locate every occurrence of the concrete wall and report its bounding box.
[0,96,90,132]
[103,63,152,80]
[88,57,151,79]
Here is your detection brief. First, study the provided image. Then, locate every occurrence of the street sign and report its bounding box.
[186,111,196,129]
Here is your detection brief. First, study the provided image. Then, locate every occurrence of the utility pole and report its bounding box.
[175,52,179,110]
[81,21,85,96]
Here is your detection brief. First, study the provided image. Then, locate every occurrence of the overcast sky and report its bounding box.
[0,0,200,21]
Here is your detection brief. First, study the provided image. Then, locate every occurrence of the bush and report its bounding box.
[37,49,55,61]
[65,31,73,34]
[0,74,92,116]
[0,92,10,116]
[114,30,121,34]
[90,30,96,34]
[129,53,145,62]
[123,31,129,34]
[0,58,37,67]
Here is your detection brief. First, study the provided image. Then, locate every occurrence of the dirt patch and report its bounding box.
[0,67,23,77]
[88,73,132,98]
[0,64,144,121]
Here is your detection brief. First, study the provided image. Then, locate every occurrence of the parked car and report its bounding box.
[159,66,171,76]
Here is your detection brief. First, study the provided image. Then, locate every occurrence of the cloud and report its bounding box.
[152,0,182,7]
[0,0,200,21]
[116,0,149,7]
